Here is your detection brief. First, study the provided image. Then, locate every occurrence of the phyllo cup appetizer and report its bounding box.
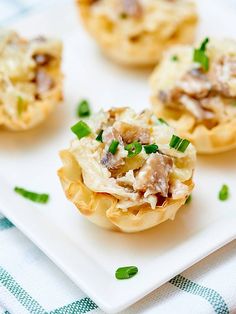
[58,107,196,233]
[76,0,198,66]
[150,38,236,154]
[0,30,63,131]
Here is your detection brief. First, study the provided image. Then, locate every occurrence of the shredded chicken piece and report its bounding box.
[175,69,212,99]
[134,153,173,197]
[102,126,122,144]
[115,121,150,144]
[35,70,54,95]
[169,180,189,200]
[211,56,236,97]
[160,69,215,121]
[116,170,135,187]
[180,95,214,120]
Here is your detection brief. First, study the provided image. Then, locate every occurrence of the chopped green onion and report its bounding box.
[71,121,91,139]
[218,184,229,201]
[144,144,158,154]
[171,55,179,62]
[156,118,168,125]
[231,101,236,106]
[199,37,209,51]
[177,139,190,153]
[14,187,49,204]
[125,141,142,158]
[77,99,91,117]
[193,37,210,71]
[169,135,190,153]
[185,195,192,204]
[96,130,103,142]
[169,135,182,148]
[194,50,209,71]
[108,140,119,155]
[115,266,138,280]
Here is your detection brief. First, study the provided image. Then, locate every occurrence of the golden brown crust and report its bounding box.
[0,77,63,131]
[58,150,194,233]
[151,99,236,154]
[76,0,198,66]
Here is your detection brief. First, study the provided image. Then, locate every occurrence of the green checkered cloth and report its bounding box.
[0,1,236,313]
[0,214,235,314]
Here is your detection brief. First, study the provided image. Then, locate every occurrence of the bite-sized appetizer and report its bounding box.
[58,107,196,233]
[76,0,198,66]
[150,38,236,154]
[0,30,63,131]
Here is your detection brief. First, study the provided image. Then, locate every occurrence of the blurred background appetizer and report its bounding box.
[0,30,63,131]
[58,107,196,233]
[150,38,236,154]
[76,0,198,66]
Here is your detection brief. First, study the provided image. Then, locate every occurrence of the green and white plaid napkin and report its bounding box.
[0,213,235,314]
[0,1,236,313]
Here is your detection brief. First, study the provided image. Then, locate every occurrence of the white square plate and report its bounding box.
[0,0,236,313]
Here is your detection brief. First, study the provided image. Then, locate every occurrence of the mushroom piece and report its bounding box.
[134,153,173,197]
[35,70,54,95]
[115,121,150,144]
[211,56,236,98]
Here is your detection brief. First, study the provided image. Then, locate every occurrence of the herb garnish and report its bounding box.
[77,100,91,117]
[171,55,179,62]
[185,195,192,204]
[125,142,142,158]
[169,135,190,153]
[156,118,168,125]
[218,184,229,201]
[109,140,119,155]
[14,187,49,204]
[144,144,158,154]
[115,266,138,280]
[193,37,210,71]
[71,121,91,139]
[96,130,103,142]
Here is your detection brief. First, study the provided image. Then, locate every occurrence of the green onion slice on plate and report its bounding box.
[125,142,142,158]
[218,184,229,201]
[115,266,138,280]
[14,187,49,204]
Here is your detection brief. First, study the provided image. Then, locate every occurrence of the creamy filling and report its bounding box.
[0,31,59,119]
[71,108,194,210]
[159,59,236,126]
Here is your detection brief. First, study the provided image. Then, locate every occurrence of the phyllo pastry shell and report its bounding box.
[0,30,63,131]
[76,0,198,66]
[58,107,196,233]
[150,38,236,154]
